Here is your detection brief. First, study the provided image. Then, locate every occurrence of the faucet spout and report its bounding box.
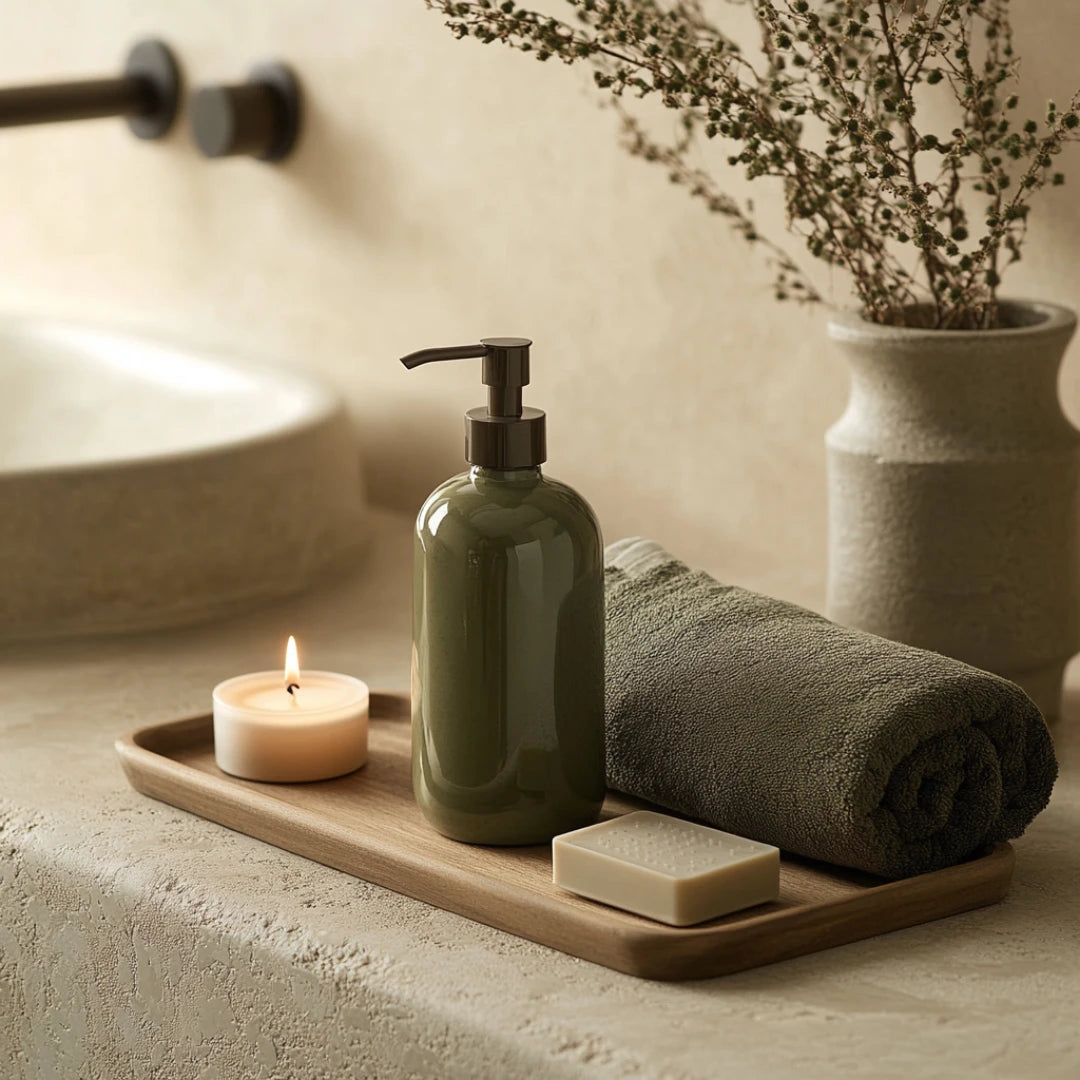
[0,39,180,141]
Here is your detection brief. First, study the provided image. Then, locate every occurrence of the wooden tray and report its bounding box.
[116,691,1014,981]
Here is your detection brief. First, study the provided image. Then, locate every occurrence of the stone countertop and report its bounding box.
[2,508,1078,1080]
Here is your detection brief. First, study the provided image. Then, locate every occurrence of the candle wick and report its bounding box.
[286,683,300,697]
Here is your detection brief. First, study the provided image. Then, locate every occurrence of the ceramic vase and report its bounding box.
[826,299,1080,720]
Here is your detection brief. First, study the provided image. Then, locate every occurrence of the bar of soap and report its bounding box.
[553,811,780,926]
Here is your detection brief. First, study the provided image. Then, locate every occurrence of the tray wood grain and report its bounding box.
[116,691,1014,981]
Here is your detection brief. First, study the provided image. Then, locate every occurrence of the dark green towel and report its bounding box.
[605,538,1057,879]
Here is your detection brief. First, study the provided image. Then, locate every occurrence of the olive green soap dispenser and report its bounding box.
[401,337,605,845]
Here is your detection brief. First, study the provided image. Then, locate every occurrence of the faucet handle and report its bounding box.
[190,61,301,163]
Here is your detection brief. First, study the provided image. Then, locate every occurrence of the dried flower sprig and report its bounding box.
[427,0,1080,328]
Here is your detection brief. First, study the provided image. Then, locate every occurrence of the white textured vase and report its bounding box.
[826,299,1080,720]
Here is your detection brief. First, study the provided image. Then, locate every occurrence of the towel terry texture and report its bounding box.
[604,538,1057,879]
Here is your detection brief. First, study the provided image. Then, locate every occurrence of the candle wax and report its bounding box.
[239,676,359,713]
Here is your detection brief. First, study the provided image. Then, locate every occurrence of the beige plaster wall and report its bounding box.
[1,0,1078,607]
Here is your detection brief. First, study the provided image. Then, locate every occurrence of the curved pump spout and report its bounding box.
[400,337,532,420]
[400,337,545,469]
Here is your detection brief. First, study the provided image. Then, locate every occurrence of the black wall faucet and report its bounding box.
[0,39,180,141]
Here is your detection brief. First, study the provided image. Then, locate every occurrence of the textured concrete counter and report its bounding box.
[2,509,1078,1079]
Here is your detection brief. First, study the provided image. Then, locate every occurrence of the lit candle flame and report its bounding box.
[285,635,300,696]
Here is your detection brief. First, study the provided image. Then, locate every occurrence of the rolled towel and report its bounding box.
[604,538,1057,879]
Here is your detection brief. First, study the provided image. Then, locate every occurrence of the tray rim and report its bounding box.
[115,691,1016,980]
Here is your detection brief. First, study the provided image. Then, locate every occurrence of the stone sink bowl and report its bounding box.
[0,318,367,641]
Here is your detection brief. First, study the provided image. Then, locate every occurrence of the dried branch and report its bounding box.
[427,0,1079,328]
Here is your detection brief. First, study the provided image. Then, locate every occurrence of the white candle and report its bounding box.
[213,636,369,782]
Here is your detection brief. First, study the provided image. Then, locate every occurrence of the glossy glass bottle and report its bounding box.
[402,338,605,845]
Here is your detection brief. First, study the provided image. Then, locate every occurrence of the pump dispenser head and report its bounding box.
[400,337,546,469]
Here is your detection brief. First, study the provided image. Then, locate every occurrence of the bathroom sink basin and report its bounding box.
[0,318,367,640]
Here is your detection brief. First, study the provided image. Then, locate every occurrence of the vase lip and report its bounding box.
[828,298,1077,346]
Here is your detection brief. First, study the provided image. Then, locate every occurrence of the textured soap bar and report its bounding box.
[553,811,780,926]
